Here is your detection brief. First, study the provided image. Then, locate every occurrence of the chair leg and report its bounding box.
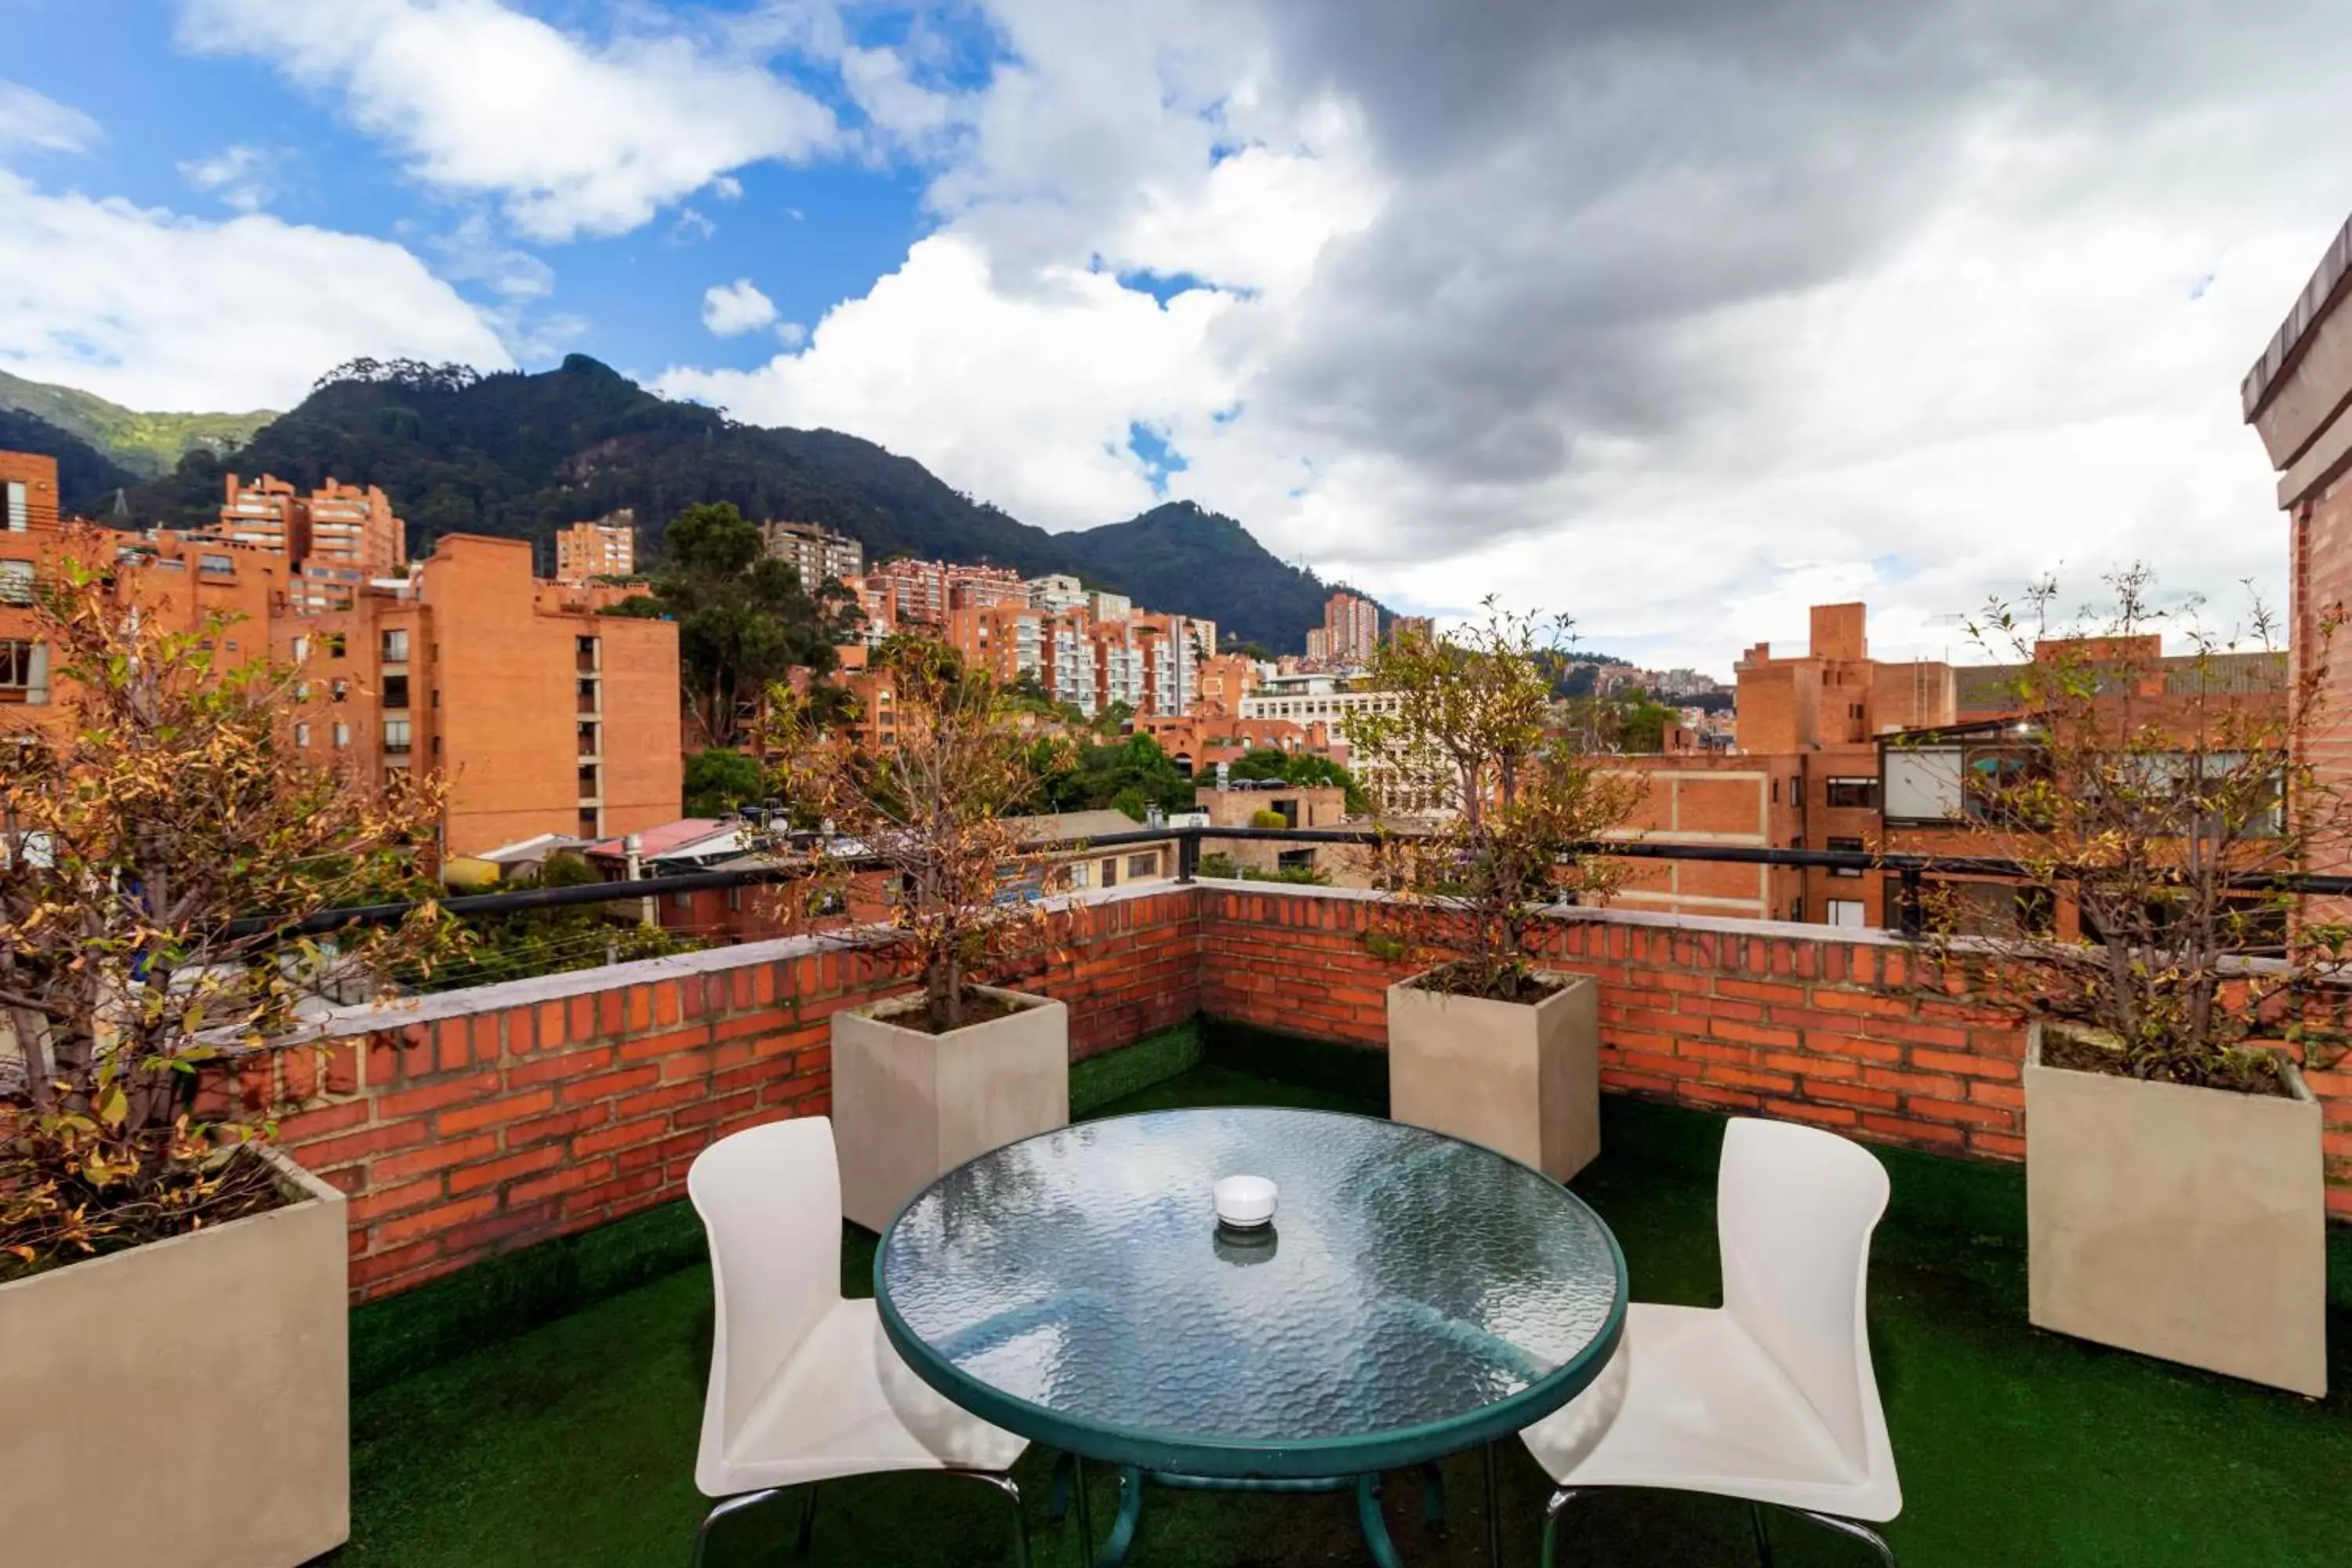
[957,1470,1032,1568]
[1048,1451,1076,1525]
[1749,1501,1773,1567]
[794,1485,818,1558]
[691,1488,790,1568]
[1786,1509,1897,1568]
[1537,1486,1581,1568]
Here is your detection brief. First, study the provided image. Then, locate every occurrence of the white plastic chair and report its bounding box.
[688,1116,1033,1565]
[1519,1117,1902,1566]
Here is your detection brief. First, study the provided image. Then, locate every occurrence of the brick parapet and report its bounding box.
[250,880,2352,1302]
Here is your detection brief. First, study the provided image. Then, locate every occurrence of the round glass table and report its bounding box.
[875,1107,1627,1566]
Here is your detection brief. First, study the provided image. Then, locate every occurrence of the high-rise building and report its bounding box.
[1027,573,1086,612]
[1,448,681,858]
[278,535,681,855]
[217,473,405,583]
[1305,627,1329,662]
[949,564,1028,610]
[1321,591,1380,666]
[1388,615,1435,645]
[760,520,864,590]
[555,512,637,584]
[1086,590,1131,622]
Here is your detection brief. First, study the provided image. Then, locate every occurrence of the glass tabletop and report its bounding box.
[874,1107,1627,1479]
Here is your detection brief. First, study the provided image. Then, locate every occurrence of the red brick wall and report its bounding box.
[261,887,1201,1301]
[250,880,2352,1305]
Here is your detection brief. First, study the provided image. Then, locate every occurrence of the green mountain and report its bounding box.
[116,355,1370,651]
[0,368,276,478]
[0,406,142,515]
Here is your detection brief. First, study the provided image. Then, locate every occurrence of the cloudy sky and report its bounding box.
[2,1,2346,672]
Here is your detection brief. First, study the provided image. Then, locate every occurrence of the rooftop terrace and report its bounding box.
[216,876,2352,1566]
[333,1045,2351,1566]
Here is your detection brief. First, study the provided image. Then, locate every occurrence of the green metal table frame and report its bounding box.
[875,1109,1628,1566]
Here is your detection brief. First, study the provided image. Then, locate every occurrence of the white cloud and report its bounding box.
[178,0,837,241]
[659,234,1239,528]
[701,278,779,337]
[0,81,100,155]
[775,321,808,348]
[633,0,2352,669]
[177,144,274,212]
[0,171,511,411]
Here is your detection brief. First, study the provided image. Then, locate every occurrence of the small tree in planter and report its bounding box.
[1341,603,1642,1179]
[1911,566,2348,1395]
[761,633,1074,1229]
[0,534,452,1564]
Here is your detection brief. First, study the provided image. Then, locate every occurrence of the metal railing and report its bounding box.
[224,826,2352,942]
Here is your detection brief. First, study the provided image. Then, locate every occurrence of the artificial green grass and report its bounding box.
[332,1062,2352,1567]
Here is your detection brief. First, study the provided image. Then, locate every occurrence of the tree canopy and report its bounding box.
[606,503,851,750]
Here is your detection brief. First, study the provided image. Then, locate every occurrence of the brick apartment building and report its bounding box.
[869,559,1027,625]
[216,473,405,583]
[1,451,681,858]
[2246,211,2352,887]
[554,514,637,584]
[278,535,681,855]
[760,520,863,590]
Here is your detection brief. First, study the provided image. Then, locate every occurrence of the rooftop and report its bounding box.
[337,1046,2352,1566]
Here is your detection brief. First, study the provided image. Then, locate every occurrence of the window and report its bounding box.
[1277,848,1316,874]
[1882,747,1963,821]
[3,480,24,531]
[295,721,310,748]
[578,808,601,838]
[1066,862,1090,888]
[577,764,598,798]
[1770,778,1779,804]
[291,635,309,664]
[726,886,744,913]
[1126,852,1159,880]
[199,554,232,574]
[1102,856,1120,888]
[1790,897,1804,923]
[380,674,409,709]
[383,719,412,754]
[577,678,598,713]
[330,679,349,702]
[325,633,347,659]
[1826,898,1867,928]
[332,722,350,749]
[381,629,408,662]
[671,890,692,911]
[577,722,599,757]
[1824,776,1878,810]
[0,560,31,604]
[0,638,44,702]
[1826,835,1866,877]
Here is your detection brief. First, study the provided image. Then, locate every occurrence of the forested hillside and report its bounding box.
[114,355,1375,650]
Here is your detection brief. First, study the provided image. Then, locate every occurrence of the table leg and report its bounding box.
[1483,1442,1504,1564]
[1072,1456,1094,1566]
[1091,1465,1144,1568]
[1352,1475,1406,1568]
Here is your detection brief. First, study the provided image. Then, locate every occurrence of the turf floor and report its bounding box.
[328,1063,2352,1567]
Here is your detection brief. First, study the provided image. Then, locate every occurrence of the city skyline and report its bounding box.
[2,2,2350,672]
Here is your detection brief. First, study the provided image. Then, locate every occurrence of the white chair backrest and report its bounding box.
[688,1116,844,1446]
[1715,1116,1892,1475]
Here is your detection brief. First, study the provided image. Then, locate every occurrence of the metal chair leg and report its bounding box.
[691,1488,790,1568]
[1786,1510,1896,1567]
[956,1471,1032,1568]
[1749,1501,1773,1567]
[794,1485,818,1558]
[1048,1451,1076,1525]
[1537,1486,1581,1568]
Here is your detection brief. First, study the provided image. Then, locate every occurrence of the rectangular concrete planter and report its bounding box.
[0,1145,350,1568]
[2025,1024,2327,1396]
[1386,967,1600,1181]
[833,983,1070,1232]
